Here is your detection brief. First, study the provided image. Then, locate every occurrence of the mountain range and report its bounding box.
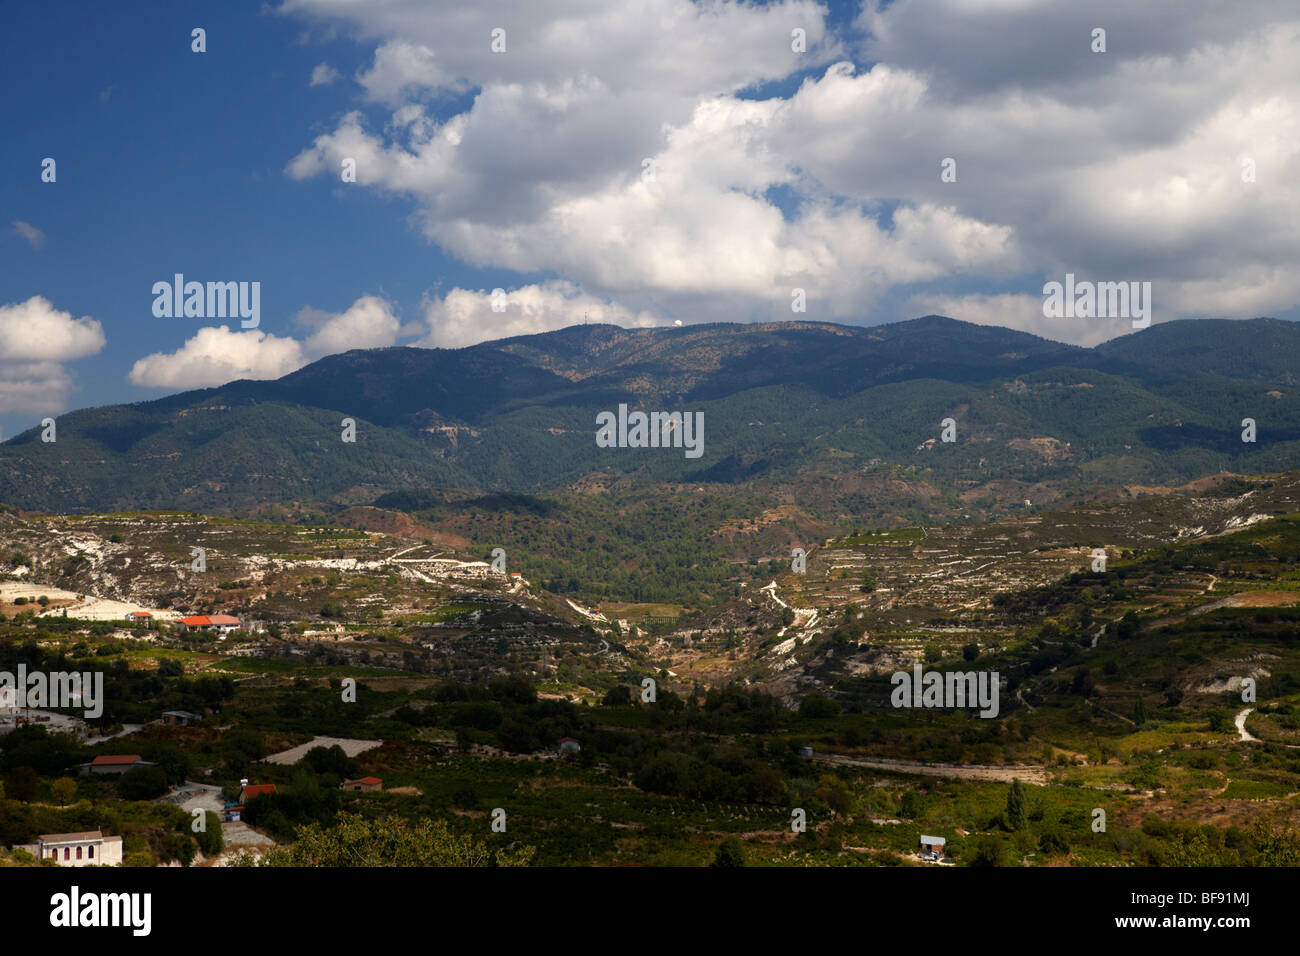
[3,315,1299,514]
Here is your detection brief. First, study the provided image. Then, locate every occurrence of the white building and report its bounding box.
[16,830,123,866]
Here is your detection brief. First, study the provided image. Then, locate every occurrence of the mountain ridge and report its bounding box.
[2,314,1298,514]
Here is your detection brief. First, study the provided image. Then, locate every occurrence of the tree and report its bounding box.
[195,811,224,857]
[6,767,38,802]
[1133,696,1150,726]
[1006,778,1027,831]
[710,837,746,867]
[962,643,979,662]
[602,684,633,707]
[815,775,852,817]
[157,658,184,677]
[1207,709,1234,734]
[123,851,155,867]
[1039,829,1070,855]
[51,777,77,806]
[799,693,840,718]
[118,766,170,801]
[969,836,1006,867]
[302,745,358,778]
[161,832,195,866]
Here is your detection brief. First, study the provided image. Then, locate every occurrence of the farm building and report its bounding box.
[919,835,946,861]
[341,777,383,792]
[79,754,155,775]
[160,710,202,726]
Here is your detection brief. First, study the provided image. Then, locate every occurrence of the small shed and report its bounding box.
[341,776,383,792]
[558,737,581,754]
[919,835,946,860]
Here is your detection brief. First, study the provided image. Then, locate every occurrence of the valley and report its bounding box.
[3,454,1299,867]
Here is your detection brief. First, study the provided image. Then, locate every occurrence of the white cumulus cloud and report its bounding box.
[129,295,404,389]
[129,326,306,389]
[419,282,665,349]
[279,0,1300,341]
[296,294,403,357]
[0,296,106,413]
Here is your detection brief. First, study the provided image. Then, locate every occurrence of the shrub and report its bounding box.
[710,837,746,867]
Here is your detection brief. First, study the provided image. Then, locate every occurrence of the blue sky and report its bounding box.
[3,0,1298,438]
[2,0,513,434]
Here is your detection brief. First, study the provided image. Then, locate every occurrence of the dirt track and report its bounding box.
[262,735,383,765]
[814,752,1050,785]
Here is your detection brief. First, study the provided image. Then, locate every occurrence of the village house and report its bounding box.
[160,710,202,726]
[78,754,155,775]
[341,776,382,792]
[225,782,277,821]
[14,830,123,867]
[239,782,277,803]
[558,737,581,755]
[179,614,242,634]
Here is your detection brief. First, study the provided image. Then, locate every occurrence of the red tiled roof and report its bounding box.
[91,754,141,766]
[181,615,211,626]
[132,612,152,618]
[207,614,241,626]
[355,776,382,785]
[240,784,277,799]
